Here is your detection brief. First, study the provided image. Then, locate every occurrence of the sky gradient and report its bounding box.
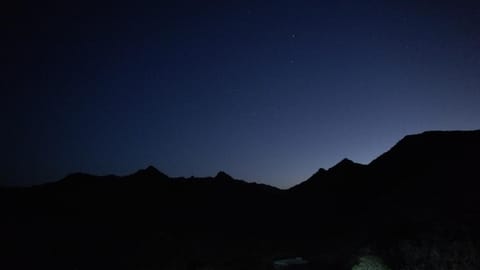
[3,0,480,188]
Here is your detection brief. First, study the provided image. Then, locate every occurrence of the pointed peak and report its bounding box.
[329,158,355,171]
[339,158,354,165]
[306,168,327,180]
[214,171,234,181]
[308,167,327,180]
[145,165,160,173]
[133,165,168,178]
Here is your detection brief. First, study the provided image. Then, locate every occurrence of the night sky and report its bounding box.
[3,1,480,188]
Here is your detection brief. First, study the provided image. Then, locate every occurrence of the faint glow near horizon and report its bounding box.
[3,1,480,187]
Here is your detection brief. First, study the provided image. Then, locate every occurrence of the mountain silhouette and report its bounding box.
[130,165,169,179]
[214,171,234,181]
[1,129,480,270]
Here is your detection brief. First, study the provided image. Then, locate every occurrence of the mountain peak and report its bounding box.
[330,158,355,171]
[145,165,160,173]
[133,165,168,178]
[214,171,234,181]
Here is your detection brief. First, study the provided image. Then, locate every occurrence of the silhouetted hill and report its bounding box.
[289,158,367,193]
[215,171,234,181]
[371,130,480,174]
[291,130,480,210]
[2,129,480,269]
[365,130,480,226]
[130,165,169,179]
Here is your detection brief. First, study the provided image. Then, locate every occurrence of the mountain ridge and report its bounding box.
[2,129,480,269]
[12,129,479,191]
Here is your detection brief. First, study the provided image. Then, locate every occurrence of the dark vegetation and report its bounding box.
[1,130,480,269]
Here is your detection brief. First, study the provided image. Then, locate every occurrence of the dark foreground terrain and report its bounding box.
[2,130,480,269]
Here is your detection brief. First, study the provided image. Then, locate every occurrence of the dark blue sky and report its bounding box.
[3,0,480,188]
